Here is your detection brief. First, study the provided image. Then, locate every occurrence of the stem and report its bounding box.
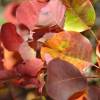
[85,75,100,79]
[89,29,99,43]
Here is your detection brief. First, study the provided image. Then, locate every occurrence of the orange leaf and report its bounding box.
[41,47,91,71]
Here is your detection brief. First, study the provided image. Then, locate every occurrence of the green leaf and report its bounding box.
[0,7,6,25]
[0,18,6,25]
[63,0,96,32]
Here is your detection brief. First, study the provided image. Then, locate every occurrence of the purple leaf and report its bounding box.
[47,58,88,100]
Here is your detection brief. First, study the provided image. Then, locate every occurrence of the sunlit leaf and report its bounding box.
[41,47,91,71]
[18,42,36,61]
[46,31,93,62]
[62,0,96,32]
[4,2,19,24]
[38,0,66,27]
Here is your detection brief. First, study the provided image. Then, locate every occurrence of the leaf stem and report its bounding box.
[85,75,100,79]
[89,29,99,43]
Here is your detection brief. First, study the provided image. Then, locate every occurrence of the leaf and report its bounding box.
[16,58,44,77]
[38,0,66,27]
[88,86,100,100]
[0,23,23,51]
[18,42,36,61]
[4,2,19,24]
[96,41,100,67]
[75,92,87,100]
[33,25,63,40]
[41,31,93,71]
[41,47,91,71]
[47,58,88,100]
[62,0,96,32]
[3,48,17,70]
[45,31,93,62]
[16,0,46,30]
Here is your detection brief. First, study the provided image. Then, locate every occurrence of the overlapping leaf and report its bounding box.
[47,58,88,100]
[16,58,44,77]
[62,0,96,32]
[16,0,46,30]
[18,42,36,61]
[38,0,66,27]
[41,47,91,71]
[96,41,100,67]
[0,23,23,51]
[41,31,92,71]
[4,2,19,24]
[87,86,100,100]
[46,31,92,61]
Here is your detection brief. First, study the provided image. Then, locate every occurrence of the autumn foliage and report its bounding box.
[0,0,100,100]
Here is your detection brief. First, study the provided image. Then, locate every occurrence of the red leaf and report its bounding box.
[33,25,63,40]
[4,3,19,24]
[16,58,44,77]
[16,0,46,30]
[0,23,23,51]
[37,0,49,3]
[47,58,87,100]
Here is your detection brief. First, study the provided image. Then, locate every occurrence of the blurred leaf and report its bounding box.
[38,0,66,27]
[88,85,100,100]
[0,7,6,25]
[16,0,46,30]
[63,0,96,32]
[0,18,6,25]
[42,96,46,100]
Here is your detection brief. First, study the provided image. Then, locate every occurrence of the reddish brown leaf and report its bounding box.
[47,58,88,100]
[41,31,92,71]
[33,25,63,40]
[3,47,22,70]
[87,86,100,100]
[0,23,23,51]
[37,0,49,3]
[0,70,17,80]
[16,58,44,77]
